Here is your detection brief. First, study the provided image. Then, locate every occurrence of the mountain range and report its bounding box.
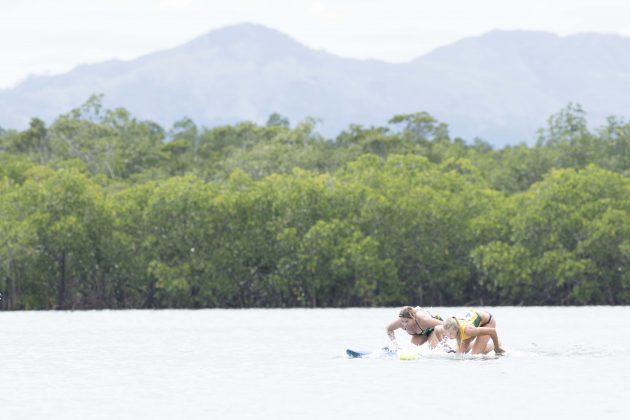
[2,23,630,146]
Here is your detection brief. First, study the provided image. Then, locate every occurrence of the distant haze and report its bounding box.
[3,0,630,89]
[1,23,630,146]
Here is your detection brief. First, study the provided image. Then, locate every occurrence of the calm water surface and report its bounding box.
[1,307,628,419]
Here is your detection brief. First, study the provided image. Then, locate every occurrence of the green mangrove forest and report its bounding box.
[1,97,629,309]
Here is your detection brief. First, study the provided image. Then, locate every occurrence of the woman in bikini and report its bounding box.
[441,308,505,355]
[386,306,445,349]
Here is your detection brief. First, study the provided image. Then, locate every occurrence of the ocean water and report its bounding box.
[0,307,628,419]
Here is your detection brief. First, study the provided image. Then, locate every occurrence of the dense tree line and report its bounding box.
[1,97,629,309]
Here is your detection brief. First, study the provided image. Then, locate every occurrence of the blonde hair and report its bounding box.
[443,317,459,335]
[399,306,417,319]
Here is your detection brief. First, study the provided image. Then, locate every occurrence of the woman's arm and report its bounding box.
[463,326,505,354]
[385,318,403,349]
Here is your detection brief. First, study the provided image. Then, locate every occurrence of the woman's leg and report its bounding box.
[411,335,429,346]
[426,330,442,349]
[458,338,473,353]
[471,316,497,354]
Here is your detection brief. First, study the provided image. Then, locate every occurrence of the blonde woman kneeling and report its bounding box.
[442,309,505,355]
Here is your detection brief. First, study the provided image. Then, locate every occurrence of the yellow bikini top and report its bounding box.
[455,309,482,340]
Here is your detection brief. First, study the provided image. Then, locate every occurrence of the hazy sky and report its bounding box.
[1,0,628,88]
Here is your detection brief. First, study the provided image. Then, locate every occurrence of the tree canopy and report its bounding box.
[1,97,629,309]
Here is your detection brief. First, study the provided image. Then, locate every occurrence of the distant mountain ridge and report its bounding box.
[2,23,630,146]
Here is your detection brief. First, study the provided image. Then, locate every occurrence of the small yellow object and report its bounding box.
[398,349,419,360]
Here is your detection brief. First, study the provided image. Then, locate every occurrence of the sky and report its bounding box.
[1,0,629,89]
